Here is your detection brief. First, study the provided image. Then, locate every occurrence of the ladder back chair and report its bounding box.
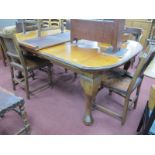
[17,19,38,33]
[0,32,52,99]
[95,46,155,125]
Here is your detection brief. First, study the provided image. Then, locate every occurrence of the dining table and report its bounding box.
[16,29,143,125]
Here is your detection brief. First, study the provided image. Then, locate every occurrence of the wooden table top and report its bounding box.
[16,30,143,72]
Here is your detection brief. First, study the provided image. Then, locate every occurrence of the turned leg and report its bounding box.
[18,104,30,134]
[80,74,101,126]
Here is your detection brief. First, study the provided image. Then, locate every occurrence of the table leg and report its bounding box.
[80,74,101,126]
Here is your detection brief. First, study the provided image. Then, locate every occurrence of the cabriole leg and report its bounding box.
[80,74,101,126]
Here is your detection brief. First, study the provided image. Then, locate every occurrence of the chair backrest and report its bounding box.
[22,19,38,33]
[0,33,26,70]
[41,19,61,29]
[127,46,155,94]
[50,19,60,27]
[41,19,50,28]
[123,27,143,42]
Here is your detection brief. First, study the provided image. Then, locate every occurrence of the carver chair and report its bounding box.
[0,32,52,99]
[95,46,155,125]
[122,27,143,70]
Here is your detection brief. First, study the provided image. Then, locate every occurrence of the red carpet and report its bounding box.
[0,60,154,134]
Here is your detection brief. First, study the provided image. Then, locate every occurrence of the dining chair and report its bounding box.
[41,19,49,27]
[0,32,52,99]
[50,19,61,29]
[137,85,155,135]
[0,87,30,134]
[94,46,155,125]
[16,19,38,33]
[16,19,51,33]
[123,27,143,42]
[41,19,61,29]
[122,27,143,70]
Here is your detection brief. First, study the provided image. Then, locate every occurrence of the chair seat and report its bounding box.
[102,68,142,94]
[0,87,24,115]
[102,68,135,94]
[25,56,50,70]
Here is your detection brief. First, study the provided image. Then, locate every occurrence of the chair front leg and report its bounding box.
[17,104,30,134]
[122,95,130,125]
